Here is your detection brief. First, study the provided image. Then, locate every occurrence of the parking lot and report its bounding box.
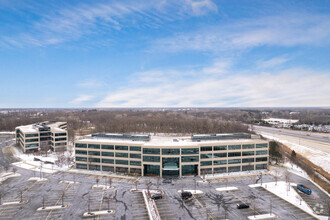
[130,192,149,220]
[154,192,177,220]
[254,187,318,220]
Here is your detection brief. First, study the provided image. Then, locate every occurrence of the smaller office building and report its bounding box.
[16,121,68,153]
[74,133,269,177]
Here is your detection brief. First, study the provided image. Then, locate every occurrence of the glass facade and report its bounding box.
[115,152,128,158]
[88,151,100,156]
[162,157,179,176]
[214,153,227,158]
[162,148,180,155]
[102,152,114,157]
[181,156,199,163]
[88,144,100,149]
[181,148,199,155]
[116,159,128,165]
[144,164,160,176]
[256,143,268,148]
[102,145,114,150]
[201,153,212,159]
[76,150,87,155]
[214,146,226,151]
[228,159,241,164]
[143,148,160,155]
[76,143,87,148]
[213,160,227,165]
[201,146,212,151]
[130,146,141,151]
[130,153,141,159]
[182,165,198,176]
[143,155,160,162]
[228,152,241,157]
[256,150,267,155]
[228,145,241,150]
[242,144,254,149]
[201,161,212,166]
[115,145,128,151]
[102,159,114,164]
[130,161,141,166]
[242,151,254,156]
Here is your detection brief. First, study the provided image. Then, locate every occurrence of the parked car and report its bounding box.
[236,203,250,209]
[297,184,312,195]
[181,191,192,200]
[151,194,163,200]
[162,179,172,184]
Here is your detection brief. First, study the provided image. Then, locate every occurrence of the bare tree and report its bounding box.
[274,171,280,185]
[146,182,152,198]
[135,180,138,190]
[109,177,112,189]
[95,177,100,187]
[4,165,9,173]
[156,176,160,190]
[12,167,17,174]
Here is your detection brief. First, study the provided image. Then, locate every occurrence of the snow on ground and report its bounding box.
[178,189,203,194]
[1,200,28,206]
[247,213,277,219]
[68,168,135,179]
[0,131,15,134]
[260,133,330,173]
[249,181,327,220]
[92,184,115,190]
[59,180,80,184]
[215,187,238,192]
[27,177,48,182]
[12,147,73,173]
[37,205,69,211]
[0,172,21,183]
[82,210,114,217]
[205,169,268,179]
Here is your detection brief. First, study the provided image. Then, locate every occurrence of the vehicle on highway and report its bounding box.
[236,203,250,209]
[152,194,163,200]
[181,191,192,200]
[297,184,312,195]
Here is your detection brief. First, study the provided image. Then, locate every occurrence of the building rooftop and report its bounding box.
[76,133,264,146]
[16,121,67,133]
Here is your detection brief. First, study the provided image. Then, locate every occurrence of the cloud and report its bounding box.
[151,13,330,53]
[70,95,94,105]
[0,0,217,48]
[256,56,290,69]
[96,61,330,107]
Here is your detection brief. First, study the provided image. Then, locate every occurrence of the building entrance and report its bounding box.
[162,157,180,177]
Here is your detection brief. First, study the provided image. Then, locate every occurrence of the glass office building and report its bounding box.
[74,133,268,177]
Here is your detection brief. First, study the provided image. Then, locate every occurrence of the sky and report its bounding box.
[0,0,330,108]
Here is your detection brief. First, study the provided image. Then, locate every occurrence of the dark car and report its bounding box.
[151,194,163,200]
[181,191,192,200]
[236,203,249,209]
[162,179,172,184]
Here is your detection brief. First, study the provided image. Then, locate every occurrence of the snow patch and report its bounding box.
[92,184,116,190]
[215,187,238,192]
[248,213,277,219]
[37,205,69,211]
[178,189,203,194]
[27,177,48,182]
[82,210,114,217]
[0,172,21,183]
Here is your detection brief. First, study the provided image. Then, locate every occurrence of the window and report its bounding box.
[162,148,180,155]
[228,152,241,157]
[201,146,212,151]
[115,152,128,158]
[55,133,66,136]
[242,158,254,163]
[76,157,87,162]
[75,150,87,155]
[25,143,38,148]
[102,159,114,164]
[256,157,268,162]
[88,151,100,156]
[256,150,267,155]
[214,167,226,173]
[116,167,129,173]
[102,166,114,172]
[76,163,87,169]
[115,145,128,151]
[213,160,227,165]
[228,159,241,164]
[242,165,254,171]
[55,137,67,141]
[25,133,38,137]
[101,152,114,157]
[76,143,87,148]
[130,146,141,151]
[181,156,199,163]
[256,143,268,148]
[130,161,141,166]
[181,148,199,155]
[102,145,114,150]
[242,151,254,156]
[214,146,227,151]
[89,165,100,171]
[116,160,128,165]
[256,164,267,169]
[228,166,240,172]
[201,161,212,166]
[143,156,160,162]
[88,158,100,163]
[228,145,241,150]
[143,148,160,155]
[201,154,212,159]
[201,168,212,174]
[25,138,39,142]
[130,153,141,159]
[242,144,254,149]
[214,153,227,158]
[88,144,100,149]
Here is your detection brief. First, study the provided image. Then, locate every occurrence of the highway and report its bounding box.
[253,126,330,145]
